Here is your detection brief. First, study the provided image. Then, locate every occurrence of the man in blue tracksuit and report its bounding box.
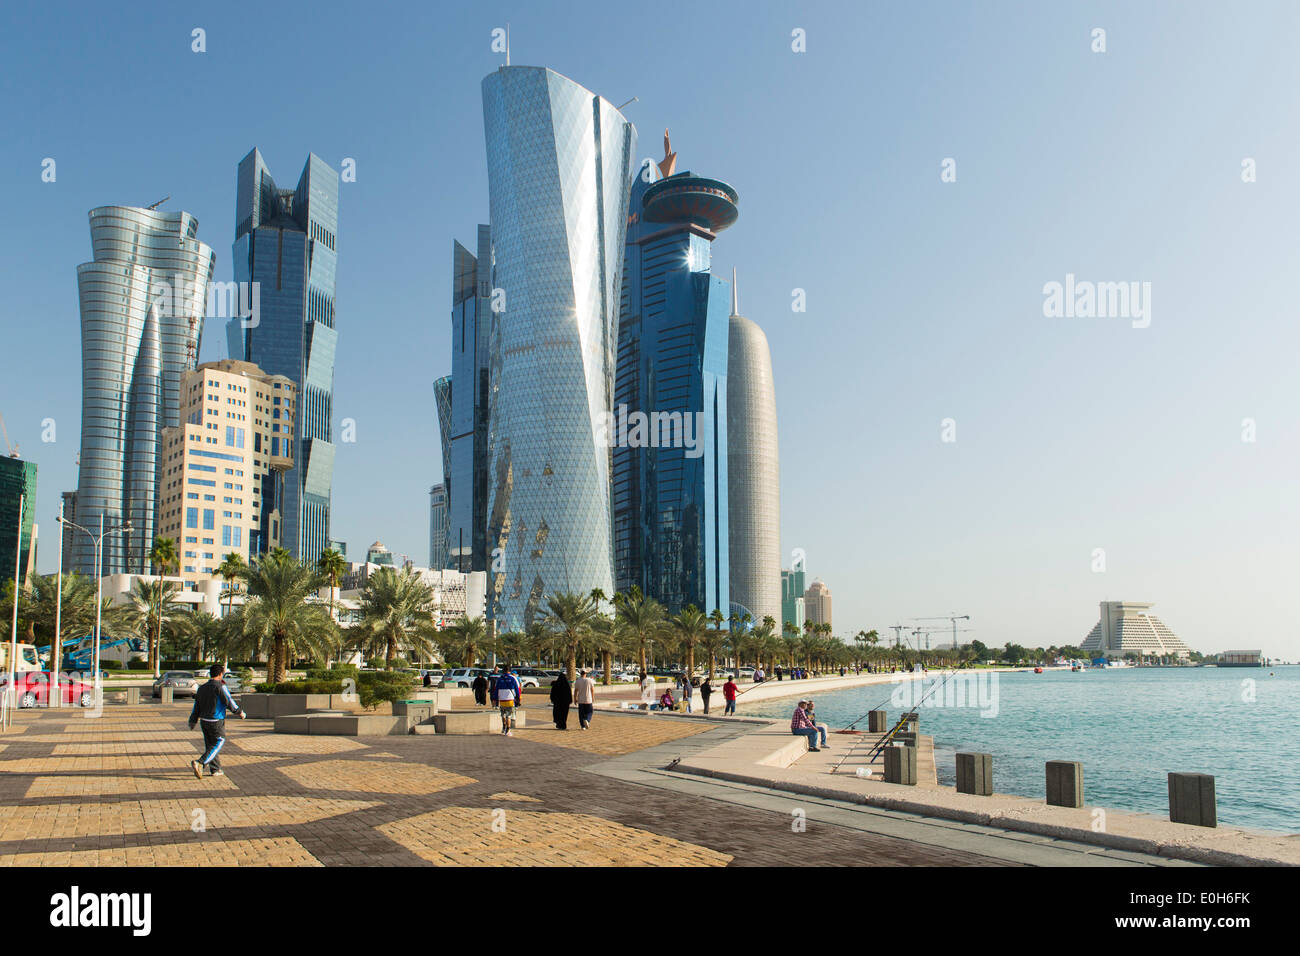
[188,664,245,779]
[492,663,523,737]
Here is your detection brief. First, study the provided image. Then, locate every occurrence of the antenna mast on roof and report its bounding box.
[506,23,510,66]
[145,196,169,210]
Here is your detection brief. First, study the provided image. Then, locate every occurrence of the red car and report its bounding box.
[1,671,96,708]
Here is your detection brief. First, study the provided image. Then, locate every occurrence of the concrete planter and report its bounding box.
[238,693,339,718]
[273,713,408,736]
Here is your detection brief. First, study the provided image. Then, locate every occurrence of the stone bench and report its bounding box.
[679,721,809,772]
[273,713,408,736]
[430,709,528,734]
[239,693,361,719]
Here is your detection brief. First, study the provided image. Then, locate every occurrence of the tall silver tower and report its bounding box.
[73,205,215,575]
[726,271,781,626]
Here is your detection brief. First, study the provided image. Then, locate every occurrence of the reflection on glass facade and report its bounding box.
[0,457,38,586]
[73,205,215,575]
[727,278,781,627]
[447,226,492,572]
[613,147,733,617]
[433,373,452,505]
[482,66,637,630]
[227,149,339,565]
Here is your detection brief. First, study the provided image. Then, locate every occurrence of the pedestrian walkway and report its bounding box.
[0,703,1032,867]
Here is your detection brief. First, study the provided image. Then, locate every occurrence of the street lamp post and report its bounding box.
[6,494,25,719]
[57,511,131,706]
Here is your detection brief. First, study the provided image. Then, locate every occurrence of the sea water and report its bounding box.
[741,665,1300,833]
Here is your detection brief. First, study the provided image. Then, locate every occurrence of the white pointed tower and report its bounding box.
[726,270,781,626]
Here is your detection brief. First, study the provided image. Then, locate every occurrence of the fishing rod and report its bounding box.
[863,668,963,763]
[836,664,946,733]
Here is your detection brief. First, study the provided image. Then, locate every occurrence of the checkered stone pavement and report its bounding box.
[0,702,1010,867]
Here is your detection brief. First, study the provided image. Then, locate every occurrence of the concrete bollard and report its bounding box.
[867,710,888,733]
[125,687,140,706]
[884,744,918,785]
[1168,772,1217,828]
[956,752,993,796]
[160,686,174,704]
[1045,760,1084,808]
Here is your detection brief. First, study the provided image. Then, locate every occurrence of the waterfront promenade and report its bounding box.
[0,701,1020,867]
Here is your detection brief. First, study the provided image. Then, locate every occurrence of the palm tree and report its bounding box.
[613,586,666,675]
[127,578,188,672]
[317,547,347,625]
[147,537,179,677]
[539,591,600,681]
[443,615,486,668]
[669,605,710,676]
[17,572,129,676]
[236,551,337,683]
[354,566,440,669]
[217,552,246,631]
[700,609,728,680]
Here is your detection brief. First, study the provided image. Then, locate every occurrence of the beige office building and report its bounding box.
[157,360,296,582]
[804,579,832,628]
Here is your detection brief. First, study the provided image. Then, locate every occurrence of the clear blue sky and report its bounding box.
[3,1,1298,658]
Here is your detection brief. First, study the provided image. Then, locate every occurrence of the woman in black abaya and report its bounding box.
[549,672,573,730]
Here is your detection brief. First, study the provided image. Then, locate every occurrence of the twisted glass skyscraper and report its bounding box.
[481,66,637,629]
[227,149,339,564]
[73,205,215,575]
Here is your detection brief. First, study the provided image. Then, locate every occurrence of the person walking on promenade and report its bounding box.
[680,673,693,714]
[574,669,596,729]
[722,675,739,716]
[549,671,572,730]
[791,700,821,752]
[639,671,651,701]
[188,664,246,779]
[493,663,522,737]
[805,700,830,749]
[472,671,489,707]
[775,664,783,681]
[699,676,714,714]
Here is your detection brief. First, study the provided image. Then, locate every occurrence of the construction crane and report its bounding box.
[0,412,18,457]
[914,614,972,650]
[888,624,910,649]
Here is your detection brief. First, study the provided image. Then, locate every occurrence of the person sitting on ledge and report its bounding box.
[791,700,822,752]
[659,688,676,711]
[804,700,830,749]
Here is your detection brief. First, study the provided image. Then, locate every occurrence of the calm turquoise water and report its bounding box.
[740,666,1300,833]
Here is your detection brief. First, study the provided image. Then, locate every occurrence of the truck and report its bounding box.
[0,642,41,674]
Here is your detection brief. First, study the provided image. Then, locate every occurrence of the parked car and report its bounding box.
[192,670,243,693]
[512,668,551,687]
[440,667,494,688]
[152,671,200,698]
[0,671,96,708]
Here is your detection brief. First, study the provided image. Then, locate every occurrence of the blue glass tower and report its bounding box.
[446,226,492,572]
[481,66,637,630]
[228,149,339,564]
[613,136,733,616]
